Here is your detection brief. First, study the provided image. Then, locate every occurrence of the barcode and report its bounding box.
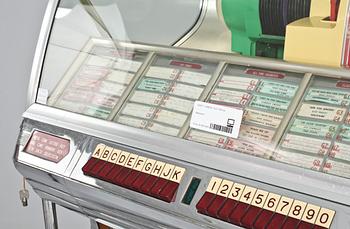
[210,124,233,134]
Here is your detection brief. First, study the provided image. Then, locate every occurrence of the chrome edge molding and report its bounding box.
[173,0,208,46]
[27,0,59,107]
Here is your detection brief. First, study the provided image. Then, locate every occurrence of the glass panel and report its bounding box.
[40,0,203,119]
[113,54,219,136]
[37,0,350,181]
[276,77,350,178]
[185,65,303,159]
[47,41,147,119]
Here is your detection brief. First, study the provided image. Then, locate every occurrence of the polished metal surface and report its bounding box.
[177,0,232,52]
[14,117,350,228]
[42,200,58,229]
[27,0,58,107]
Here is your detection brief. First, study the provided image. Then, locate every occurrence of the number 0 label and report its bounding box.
[315,208,335,228]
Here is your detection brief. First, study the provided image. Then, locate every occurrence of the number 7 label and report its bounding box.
[275,196,294,216]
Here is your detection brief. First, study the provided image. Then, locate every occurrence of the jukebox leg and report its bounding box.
[42,199,58,229]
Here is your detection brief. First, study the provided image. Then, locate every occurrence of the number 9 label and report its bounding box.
[301,204,320,224]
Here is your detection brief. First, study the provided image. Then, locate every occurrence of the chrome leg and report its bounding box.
[42,199,58,229]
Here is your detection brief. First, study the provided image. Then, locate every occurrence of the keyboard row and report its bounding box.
[82,143,186,202]
[196,177,335,229]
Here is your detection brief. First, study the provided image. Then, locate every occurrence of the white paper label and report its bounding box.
[37,88,49,105]
[190,101,243,138]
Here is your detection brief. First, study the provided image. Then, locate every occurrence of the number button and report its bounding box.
[228,183,246,200]
[217,180,234,197]
[301,204,320,224]
[206,177,222,194]
[263,193,281,212]
[315,208,336,229]
[276,196,294,216]
[239,186,257,204]
[288,200,307,220]
[251,189,269,208]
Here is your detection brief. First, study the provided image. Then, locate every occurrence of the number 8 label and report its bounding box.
[288,200,307,220]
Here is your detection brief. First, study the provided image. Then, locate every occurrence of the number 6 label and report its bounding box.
[263,193,281,212]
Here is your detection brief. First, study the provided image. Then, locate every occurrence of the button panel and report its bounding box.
[82,144,186,203]
[196,177,336,229]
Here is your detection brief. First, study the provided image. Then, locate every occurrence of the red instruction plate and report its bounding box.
[245,68,285,79]
[24,131,70,163]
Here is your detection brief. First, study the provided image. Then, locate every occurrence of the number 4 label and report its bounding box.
[239,186,257,204]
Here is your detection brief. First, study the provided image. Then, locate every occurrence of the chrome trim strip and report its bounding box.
[23,104,350,206]
[27,0,59,107]
[173,0,208,46]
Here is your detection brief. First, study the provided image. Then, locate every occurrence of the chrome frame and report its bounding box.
[20,0,350,228]
[173,0,208,46]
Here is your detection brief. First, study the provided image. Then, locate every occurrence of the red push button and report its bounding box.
[158,181,179,203]
[207,195,226,218]
[253,210,274,229]
[149,178,169,197]
[313,226,327,229]
[82,158,99,175]
[113,167,132,185]
[104,165,123,182]
[196,192,216,215]
[122,170,141,188]
[90,160,107,177]
[267,213,288,229]
[282,217,300,229]
[297,221,314,229]
[240,205,262,228]
[228,202,249,225]
[131,172,150,191]
[96,162,115,179]
[217,199,238,221]
[140,175,159,193]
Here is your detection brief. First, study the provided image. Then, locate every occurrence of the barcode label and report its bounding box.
[190,101,243,138]
[210,124,233,134]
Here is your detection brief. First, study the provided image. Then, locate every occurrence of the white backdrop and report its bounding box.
[0,0,89,228]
